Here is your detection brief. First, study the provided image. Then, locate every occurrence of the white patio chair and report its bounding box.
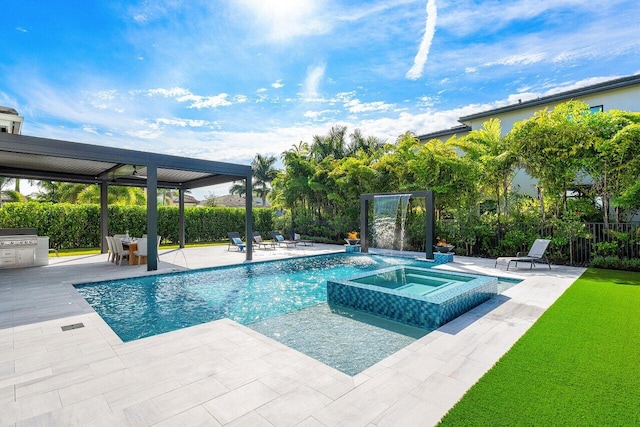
[105,235,115,262]
[133,236,161,264]
[133,238,147,265]
[110,236,130,266]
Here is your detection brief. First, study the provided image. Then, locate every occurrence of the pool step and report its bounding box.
[396,282,438,296]
[404,273,454,287]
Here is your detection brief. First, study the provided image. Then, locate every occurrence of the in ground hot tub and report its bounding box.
[327,266,499,330]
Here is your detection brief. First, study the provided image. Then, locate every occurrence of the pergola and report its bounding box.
[0,132,254,270]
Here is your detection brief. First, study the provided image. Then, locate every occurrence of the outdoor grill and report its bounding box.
[0,235,39,247]
[0,228,40,268]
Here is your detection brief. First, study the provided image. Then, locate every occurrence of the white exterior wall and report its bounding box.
[459,83,640,198]
[0,112,24,134]
[463,84,640,133]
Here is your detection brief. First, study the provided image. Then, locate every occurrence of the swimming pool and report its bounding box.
[74,253,515,375]
[76,254,424,341]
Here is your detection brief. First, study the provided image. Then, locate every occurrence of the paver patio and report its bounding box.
[0,244,584,426]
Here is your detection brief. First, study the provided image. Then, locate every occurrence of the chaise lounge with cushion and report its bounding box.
[227,232,246,252]
[288,230,314,246]
[253,231,276,249]
[269,231,298,248]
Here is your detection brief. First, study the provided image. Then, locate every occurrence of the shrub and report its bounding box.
[0,202,274,248]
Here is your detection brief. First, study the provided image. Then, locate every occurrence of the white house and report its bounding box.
[418,74,640,198]
[0,106,24,135]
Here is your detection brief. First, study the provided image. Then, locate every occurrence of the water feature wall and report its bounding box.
[372,194,410,250]
[360,191,435,259]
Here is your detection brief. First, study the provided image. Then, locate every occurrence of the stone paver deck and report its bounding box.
[0,244,585,426]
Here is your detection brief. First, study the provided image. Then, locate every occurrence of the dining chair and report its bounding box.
[133,238,148,265]
[110,236,130,265]
[105,235,115,262]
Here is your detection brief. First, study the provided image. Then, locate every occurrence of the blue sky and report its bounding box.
[2,0,640,197]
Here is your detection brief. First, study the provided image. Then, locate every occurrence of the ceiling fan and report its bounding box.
[131,165,147,179]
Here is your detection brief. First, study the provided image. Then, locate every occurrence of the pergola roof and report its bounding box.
[0,132,254,270]
[0,132,251,189]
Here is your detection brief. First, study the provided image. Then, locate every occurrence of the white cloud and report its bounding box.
[271,80,284,89]
[486,52,546,67]
[303,109,339,120]
[416,96,436,108]
[147,87,233,109]
[343,99,394,114]
[406,0,437,80]
[303,64,326,99]
[155,118,215,128]
[16,27,28,33]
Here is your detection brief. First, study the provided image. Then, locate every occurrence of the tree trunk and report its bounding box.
[538,186,545,233]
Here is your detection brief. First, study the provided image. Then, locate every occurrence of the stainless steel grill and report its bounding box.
[0,235,38,247]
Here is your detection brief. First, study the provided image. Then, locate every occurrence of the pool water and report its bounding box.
[352,267,473,296]
[75,253,428,336]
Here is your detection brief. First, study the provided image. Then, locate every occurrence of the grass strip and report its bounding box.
[438,268,640,426]
[52,241,227,257]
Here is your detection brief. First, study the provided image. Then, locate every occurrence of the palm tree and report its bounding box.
[0,177,15,207]
[453,118,516,220]
[310,125,348,161]
[229,180,247,197]
[252,154,278,206]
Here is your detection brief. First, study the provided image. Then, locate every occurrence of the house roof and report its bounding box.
[0,132,251,190]
[418,125,471,142]
[214,194,263,207]
[459,74,640,122]
[0,106,19,115]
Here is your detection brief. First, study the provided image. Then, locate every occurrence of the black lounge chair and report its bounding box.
[227,232,246,252]
[495,239,551,270]
[253,231,276,249]
[269,231,298,248]
[288,230,314,246]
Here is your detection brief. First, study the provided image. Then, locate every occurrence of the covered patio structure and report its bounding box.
[0,132,254,270]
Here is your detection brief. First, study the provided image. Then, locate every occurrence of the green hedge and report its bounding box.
[0,202,274,249]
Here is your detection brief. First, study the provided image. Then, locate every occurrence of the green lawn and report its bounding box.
[438,268,640,426]
[52,241,227,257]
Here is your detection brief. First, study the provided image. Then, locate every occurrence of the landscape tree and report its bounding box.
[454,118,517,221]
[229,180,247,197]
[509,101,592,222]
[252,153,278,206]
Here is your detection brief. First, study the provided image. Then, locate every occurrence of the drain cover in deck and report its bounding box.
[61,323,85,331]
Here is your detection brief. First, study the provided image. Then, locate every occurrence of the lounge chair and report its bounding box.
[288,230,314,246]
[253,232,276,249]
[227,232,246,252]
[269,231,298,248]
[495,239,552,270]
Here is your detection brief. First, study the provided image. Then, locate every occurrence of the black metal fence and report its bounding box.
[437,220,640,266]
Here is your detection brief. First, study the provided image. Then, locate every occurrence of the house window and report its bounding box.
[589,105,604,113]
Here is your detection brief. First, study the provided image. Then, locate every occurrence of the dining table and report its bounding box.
[121,240,146,265]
